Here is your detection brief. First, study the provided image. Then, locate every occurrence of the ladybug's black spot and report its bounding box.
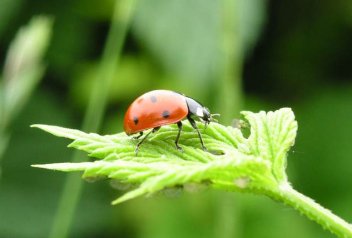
[150,95,157,103]
[133,116,139,125]
[162,110,170,118]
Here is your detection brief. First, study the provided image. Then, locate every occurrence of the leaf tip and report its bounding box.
[31,164,52,169]
[111,199,121,205]
[30,124,53,131]
[111,196,130,205]
[31,162,91,171]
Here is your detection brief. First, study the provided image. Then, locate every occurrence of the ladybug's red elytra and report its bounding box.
[124,90,218,154]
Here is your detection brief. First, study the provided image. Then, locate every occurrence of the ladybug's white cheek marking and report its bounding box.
[196,107,204,117]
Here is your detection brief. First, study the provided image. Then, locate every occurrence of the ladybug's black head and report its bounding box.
[185,97,218,127]
[201,107,211,125]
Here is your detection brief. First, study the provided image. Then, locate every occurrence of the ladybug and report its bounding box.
[124,90,218,154]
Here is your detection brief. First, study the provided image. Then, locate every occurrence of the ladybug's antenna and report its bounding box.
[210,113,220,123]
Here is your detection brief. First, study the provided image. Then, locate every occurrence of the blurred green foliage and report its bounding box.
[0,0,351,237]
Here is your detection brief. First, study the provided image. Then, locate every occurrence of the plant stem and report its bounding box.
[218,0,243,123]
[214,180,352,237]
[274,183,352,238]
[215,0,244,237]
[48,1,137,238]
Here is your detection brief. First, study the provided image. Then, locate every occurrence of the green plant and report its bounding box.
[0,16,52,171]
[32,108,352,238]
[46,0,137,238]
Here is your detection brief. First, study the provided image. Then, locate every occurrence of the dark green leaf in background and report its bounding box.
[132,0,266,84]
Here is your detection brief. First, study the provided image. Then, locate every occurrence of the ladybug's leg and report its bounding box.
[175,121,183,152]
[133,132,143,140]
[135,127,160,155]
[187,116,207,151]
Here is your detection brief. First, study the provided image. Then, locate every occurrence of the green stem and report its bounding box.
[48,1,137,238]
[215,0,244,237]
[214,180,352,237]
[274,183,352,238]
[218,0,243,123]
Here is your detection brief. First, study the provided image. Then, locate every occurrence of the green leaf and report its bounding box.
[31,108,352,238]
[132,0,267,82]
[2,16,53,126]
[32,108,296,204]
[241,108,297,181]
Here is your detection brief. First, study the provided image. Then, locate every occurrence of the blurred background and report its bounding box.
[1,0,352,237]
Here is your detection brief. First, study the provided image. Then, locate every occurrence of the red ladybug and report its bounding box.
[124,90,217,153]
